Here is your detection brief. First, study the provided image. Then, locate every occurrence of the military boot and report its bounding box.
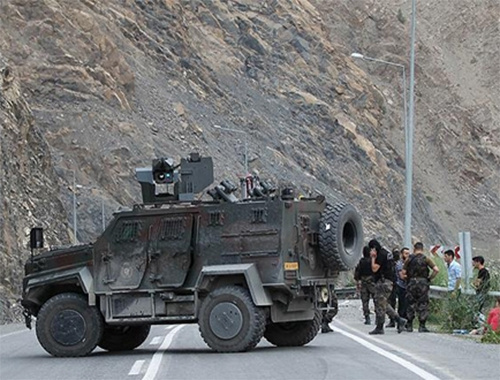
[418,321,430,333]
[321,323,333,333]
[364,315,371,325]
[369,318,384,335]
[397,317,408,334]
[406,319,413,332]
[386,318,396,328]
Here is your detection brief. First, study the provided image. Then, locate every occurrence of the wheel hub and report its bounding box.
[209,302,243,340]
[50,310,86,346]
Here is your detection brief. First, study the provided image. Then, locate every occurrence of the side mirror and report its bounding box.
[30,228,44,249]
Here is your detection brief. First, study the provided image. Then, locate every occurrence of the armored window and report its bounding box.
[159,217,185,240]
[185,181,194,193]
[251,208,267,223]
[208,211,224,226]
[115,221,142,243]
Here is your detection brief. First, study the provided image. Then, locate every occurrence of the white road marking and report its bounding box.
[129,360,145,375]
[0,329,29,339]
[142,325,184,380]
[333,320,460,380]
[333,321,441,380]
[149,336,162,345]
[164,325,174,330]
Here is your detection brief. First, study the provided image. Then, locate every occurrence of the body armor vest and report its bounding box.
[407,254,429,279]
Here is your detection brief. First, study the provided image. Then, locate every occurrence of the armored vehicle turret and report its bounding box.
[22,153,363,356]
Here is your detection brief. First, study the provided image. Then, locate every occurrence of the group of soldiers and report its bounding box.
[321,239,493,335]
[354,239,439,335]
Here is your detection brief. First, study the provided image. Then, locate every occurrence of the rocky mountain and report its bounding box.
[1,0,498,322]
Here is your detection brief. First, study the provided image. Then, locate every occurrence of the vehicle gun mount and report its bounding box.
[136,152,214,204]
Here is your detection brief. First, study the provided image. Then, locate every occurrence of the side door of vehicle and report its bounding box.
[94,216,150,291]
[146,213,194,288]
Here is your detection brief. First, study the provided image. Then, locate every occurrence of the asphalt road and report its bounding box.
[0,300,498,380]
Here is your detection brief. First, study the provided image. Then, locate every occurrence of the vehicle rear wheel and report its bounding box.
[98,325,151,351]
[319,202,363,271]
[198,286,266,352]
[264,310,321,347]
[36,293,103,357]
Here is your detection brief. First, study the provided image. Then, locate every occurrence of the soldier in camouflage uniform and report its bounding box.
[368,239,407,335]
[321,288,339,333]
[354,246,375,325]
[402,242,439,332]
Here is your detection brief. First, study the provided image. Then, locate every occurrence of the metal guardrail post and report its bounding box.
[459,231,474,292]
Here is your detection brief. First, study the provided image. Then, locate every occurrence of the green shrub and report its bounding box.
[486,260,500,291]
[481,328,500,344]
[432,257,448,288]
[430,295,477,332]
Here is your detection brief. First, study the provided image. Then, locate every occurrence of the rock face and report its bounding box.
[0,0,498,321]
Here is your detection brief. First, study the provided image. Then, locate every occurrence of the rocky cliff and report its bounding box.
[1,0,498,322]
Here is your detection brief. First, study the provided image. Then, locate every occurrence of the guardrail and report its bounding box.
[429,285,500,299]
[335,286,500,300]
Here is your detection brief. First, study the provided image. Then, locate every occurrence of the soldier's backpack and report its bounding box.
[382,248,396,282]
[406,254,429,279]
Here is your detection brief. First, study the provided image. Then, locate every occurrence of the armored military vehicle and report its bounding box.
[22,153,363,357]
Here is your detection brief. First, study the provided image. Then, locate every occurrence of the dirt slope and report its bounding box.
[0,0,498,321]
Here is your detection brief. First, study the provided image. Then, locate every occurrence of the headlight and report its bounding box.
[320,287,329,303]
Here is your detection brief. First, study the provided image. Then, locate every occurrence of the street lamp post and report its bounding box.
[351,52,412,247]
[101,199,105,232]
[71,172,106,243]
[72,171,78,244]
[406,0,418,249]
[211,125,249,175]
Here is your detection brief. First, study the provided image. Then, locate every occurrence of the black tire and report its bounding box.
[198,286,266,352]
[264,310,321,347]
[98,325,151,351]
[319,202,363,271]
[36,293,104,357]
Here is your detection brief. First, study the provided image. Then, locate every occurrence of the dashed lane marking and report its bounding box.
[129,360,145,376]
[142,325,184,380]
[0,329,29,339]
[149,336,162,345]
[333,320,441,380]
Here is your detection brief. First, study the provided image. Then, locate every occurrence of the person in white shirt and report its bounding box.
[444,249,462,297]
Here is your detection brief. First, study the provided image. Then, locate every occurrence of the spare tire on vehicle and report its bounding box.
[319,203,363,271]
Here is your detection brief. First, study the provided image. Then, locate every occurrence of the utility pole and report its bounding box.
[72,171,77,244]
[351,52,409,245]
[405,0,417,247]
[101,199,105,231]
[211,125,249,175]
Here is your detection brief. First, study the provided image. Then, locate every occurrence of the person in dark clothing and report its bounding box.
[368,239,407,335]
[386,248,400,328]
[321,290,338,333]
[402,242,439,332]
[354,246,375,325]
[395,247,410,320]
[472,256,491,314]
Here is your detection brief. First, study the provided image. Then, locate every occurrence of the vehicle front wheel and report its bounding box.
[98,325,151,351]
[264,310,321,347]
[198,286,266,352]
[36,293,104,357]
